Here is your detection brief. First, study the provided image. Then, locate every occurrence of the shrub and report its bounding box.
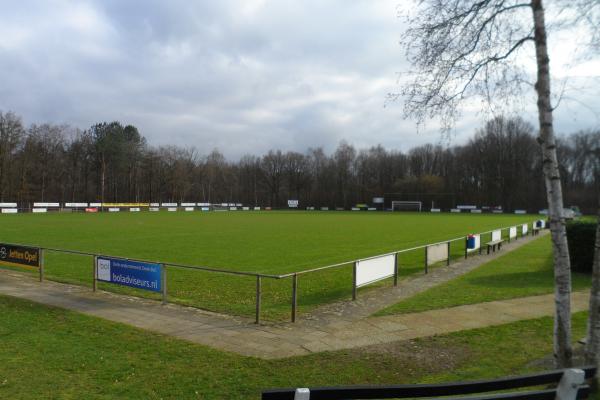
[566,220,597,274]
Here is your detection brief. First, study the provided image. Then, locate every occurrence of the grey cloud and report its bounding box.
[0,0,598,160]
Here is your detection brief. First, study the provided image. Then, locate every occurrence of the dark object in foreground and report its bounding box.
[262,367,596,399]
[567,220,598,274]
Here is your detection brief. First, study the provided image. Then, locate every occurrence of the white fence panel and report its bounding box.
[34,202,59,207]
[467,234,481,252]
[426,243,448,266]
[491,230,502,242]
[65,202,88,207]
[1,208,17,214]
[522,223,529,235]
[33,208,47,213]
[108,208,120,212]
[509,226,517,239]
[356,254,395,288]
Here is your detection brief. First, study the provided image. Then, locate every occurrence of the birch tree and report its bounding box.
[394,0,599,367]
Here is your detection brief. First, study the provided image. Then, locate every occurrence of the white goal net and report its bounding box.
[391,201,422,212]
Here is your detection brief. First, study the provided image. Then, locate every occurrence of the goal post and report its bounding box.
[391,201,422,212]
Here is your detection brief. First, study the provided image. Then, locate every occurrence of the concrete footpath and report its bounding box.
[0,231,584,360]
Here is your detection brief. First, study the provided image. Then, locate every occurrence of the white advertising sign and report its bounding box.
[372,197,384,204]
[470,209,482,213]
[450,208,461,213]
[288,199,299,208]
[351,207,360,211]
[180,203,196,207]
[149,207,160,212]
[130,207,140,212]
[201,207,210,211]
[356,254,395,288]
[229,206,237,211]
[491,230,502,242]
[254,207,261,211]
[514,209,526,214]
[242,207,250,211]
[522,223,529,235]
[509,226,517,239]
[33,208,47,213]
[65,202,88,207]
[150,203,160,207]
[457,205,477,210]
[89,202,102,207]
[1,208,17,213]
[167,207,177,212]
[321,207,329,211]
[33,202,59,207]
[430,208,441,212]
[467,234,481,252]
[427,243,449,266]
[161,203,177,207]
[108,207,120,212]
[0,203,17,208]
[184,207,194,211]
[198,203,211,207]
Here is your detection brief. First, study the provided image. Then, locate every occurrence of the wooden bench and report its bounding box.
[262,367,596,400]
[486,239,505,254]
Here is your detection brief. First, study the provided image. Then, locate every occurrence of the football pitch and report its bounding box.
[0,211,536,320]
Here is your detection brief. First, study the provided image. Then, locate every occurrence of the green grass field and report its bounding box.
[376,235,592,315]
[0,294,589,399]
[0,211,536,320]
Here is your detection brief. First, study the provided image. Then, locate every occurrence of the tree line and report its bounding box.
[0,110,597,212]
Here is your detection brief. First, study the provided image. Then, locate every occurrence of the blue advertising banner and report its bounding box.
[96,257,162,292]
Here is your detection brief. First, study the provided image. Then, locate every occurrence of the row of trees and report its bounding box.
[0,110,598,212]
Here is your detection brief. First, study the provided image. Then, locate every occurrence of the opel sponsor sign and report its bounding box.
[0,243,40,268]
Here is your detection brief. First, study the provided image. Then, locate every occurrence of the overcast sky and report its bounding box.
[1,0,599,159]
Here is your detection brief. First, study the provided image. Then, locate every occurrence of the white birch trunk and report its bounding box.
[531,0,572,368]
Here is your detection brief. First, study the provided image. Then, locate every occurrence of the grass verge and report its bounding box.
[376,235,591,316]
[0,294,590,399]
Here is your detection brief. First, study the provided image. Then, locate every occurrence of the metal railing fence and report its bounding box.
[0,221,540,324]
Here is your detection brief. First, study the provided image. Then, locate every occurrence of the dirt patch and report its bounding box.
[355,337,473,375]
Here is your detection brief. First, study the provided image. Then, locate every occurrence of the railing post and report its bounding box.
[424,247,428,274]
[352,262,357,300]
[39,248,44,282]
[446,241,451,266]
[255,276,262,324]
[393,253,399,287]
[92,255,97,292]
[161,264,167,305]
[464,237,468,259]
[291,274,298,323]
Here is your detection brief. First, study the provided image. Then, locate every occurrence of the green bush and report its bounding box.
[566,220,597,273]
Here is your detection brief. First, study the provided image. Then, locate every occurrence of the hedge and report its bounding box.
[566,220,598,274]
